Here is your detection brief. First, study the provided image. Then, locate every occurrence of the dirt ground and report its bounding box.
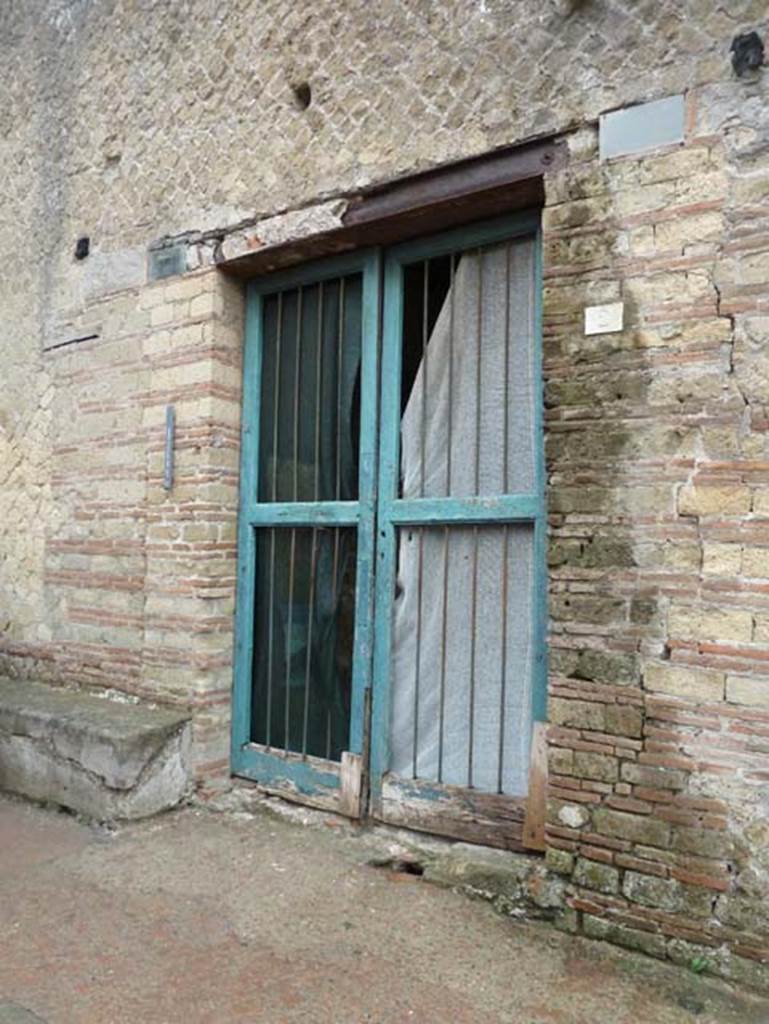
[1,794,768,1024]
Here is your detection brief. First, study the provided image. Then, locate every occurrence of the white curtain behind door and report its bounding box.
[389,238,537,796]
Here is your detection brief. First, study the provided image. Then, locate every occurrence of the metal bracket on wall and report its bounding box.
[163,405,175,491]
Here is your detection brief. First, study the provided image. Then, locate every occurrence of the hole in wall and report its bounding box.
[393,860,424,876]
[291,81,312,110]
[368,856,425,877]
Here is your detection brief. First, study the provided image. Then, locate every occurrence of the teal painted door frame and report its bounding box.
[232,212,546,832]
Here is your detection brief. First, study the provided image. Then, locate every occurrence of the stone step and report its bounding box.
[0,678,191,820]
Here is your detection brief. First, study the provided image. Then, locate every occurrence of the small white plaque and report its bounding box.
[584,302,624,336]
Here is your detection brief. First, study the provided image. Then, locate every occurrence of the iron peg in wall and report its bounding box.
[163,404,175,491]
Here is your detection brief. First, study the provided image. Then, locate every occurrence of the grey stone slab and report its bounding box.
[0,678,191,820]
[81,246,146,300]
[0,679,189,788]
[599,94,685,160]
[148,243,187,280]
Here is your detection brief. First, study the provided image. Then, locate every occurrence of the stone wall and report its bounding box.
[542,101,769,986]
[10,267,244,791]
[1,0,769,985]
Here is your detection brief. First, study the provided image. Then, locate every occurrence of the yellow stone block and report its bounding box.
[702,542,741,576]
[726,676,769,708]
[678,484,751,517]
[753,491,769,517]
[741,546,769,579]
[668,605,753,644]
[150,304,175,327]
[644,663,725,702]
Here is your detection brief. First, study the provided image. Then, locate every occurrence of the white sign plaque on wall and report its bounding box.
[584,301,624,336]
[599,94,685,161]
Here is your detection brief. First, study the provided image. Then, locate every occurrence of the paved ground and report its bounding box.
[1,795,769,1024]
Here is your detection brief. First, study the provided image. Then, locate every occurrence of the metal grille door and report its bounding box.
[233,214,545,841]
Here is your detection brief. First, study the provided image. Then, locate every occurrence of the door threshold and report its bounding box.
[201,778,559,928]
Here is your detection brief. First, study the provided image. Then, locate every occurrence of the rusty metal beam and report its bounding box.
[220,137,564,278]
[343,137,561,226]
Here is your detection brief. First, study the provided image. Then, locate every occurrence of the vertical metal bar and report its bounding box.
[302,527,319,756]
[420,260,429,498]
[447,253,455,497]
[265,530,276,748]
[413,526,424,779]
[314,283,324,500]
[272,293,284,501]
[503,244,511,496]
[437,525,449,783]
[336,278,345,502]
[285,286,303,754]
[301,285,324,757]
[284,527,296,754]
[331,528,341,605]
[332,282,343,603]
[412,260,429,778]
[265,292,283,747]
[468,248,483,788]
[331,282,343,760]
[497,244,512,790]
[498,525,509,793]
[474,248,483,498]
[438,252,455,782]
[293,287,303,502]
[468,524,478,789]
[330,532,344,760]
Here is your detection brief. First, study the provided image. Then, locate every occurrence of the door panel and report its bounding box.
[389,522,535,795]
[379,775,528,851]
[258,277,362,505]
[232,252,380,815]
[251,525,357,761]
[397,239,538,499]
[371,215,545,850]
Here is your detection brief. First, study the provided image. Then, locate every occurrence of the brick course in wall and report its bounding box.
[1,0,769,989]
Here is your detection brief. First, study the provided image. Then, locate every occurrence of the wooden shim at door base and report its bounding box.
[339,751,363,818]
[376,775,528,851]
[521,721,547,852]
